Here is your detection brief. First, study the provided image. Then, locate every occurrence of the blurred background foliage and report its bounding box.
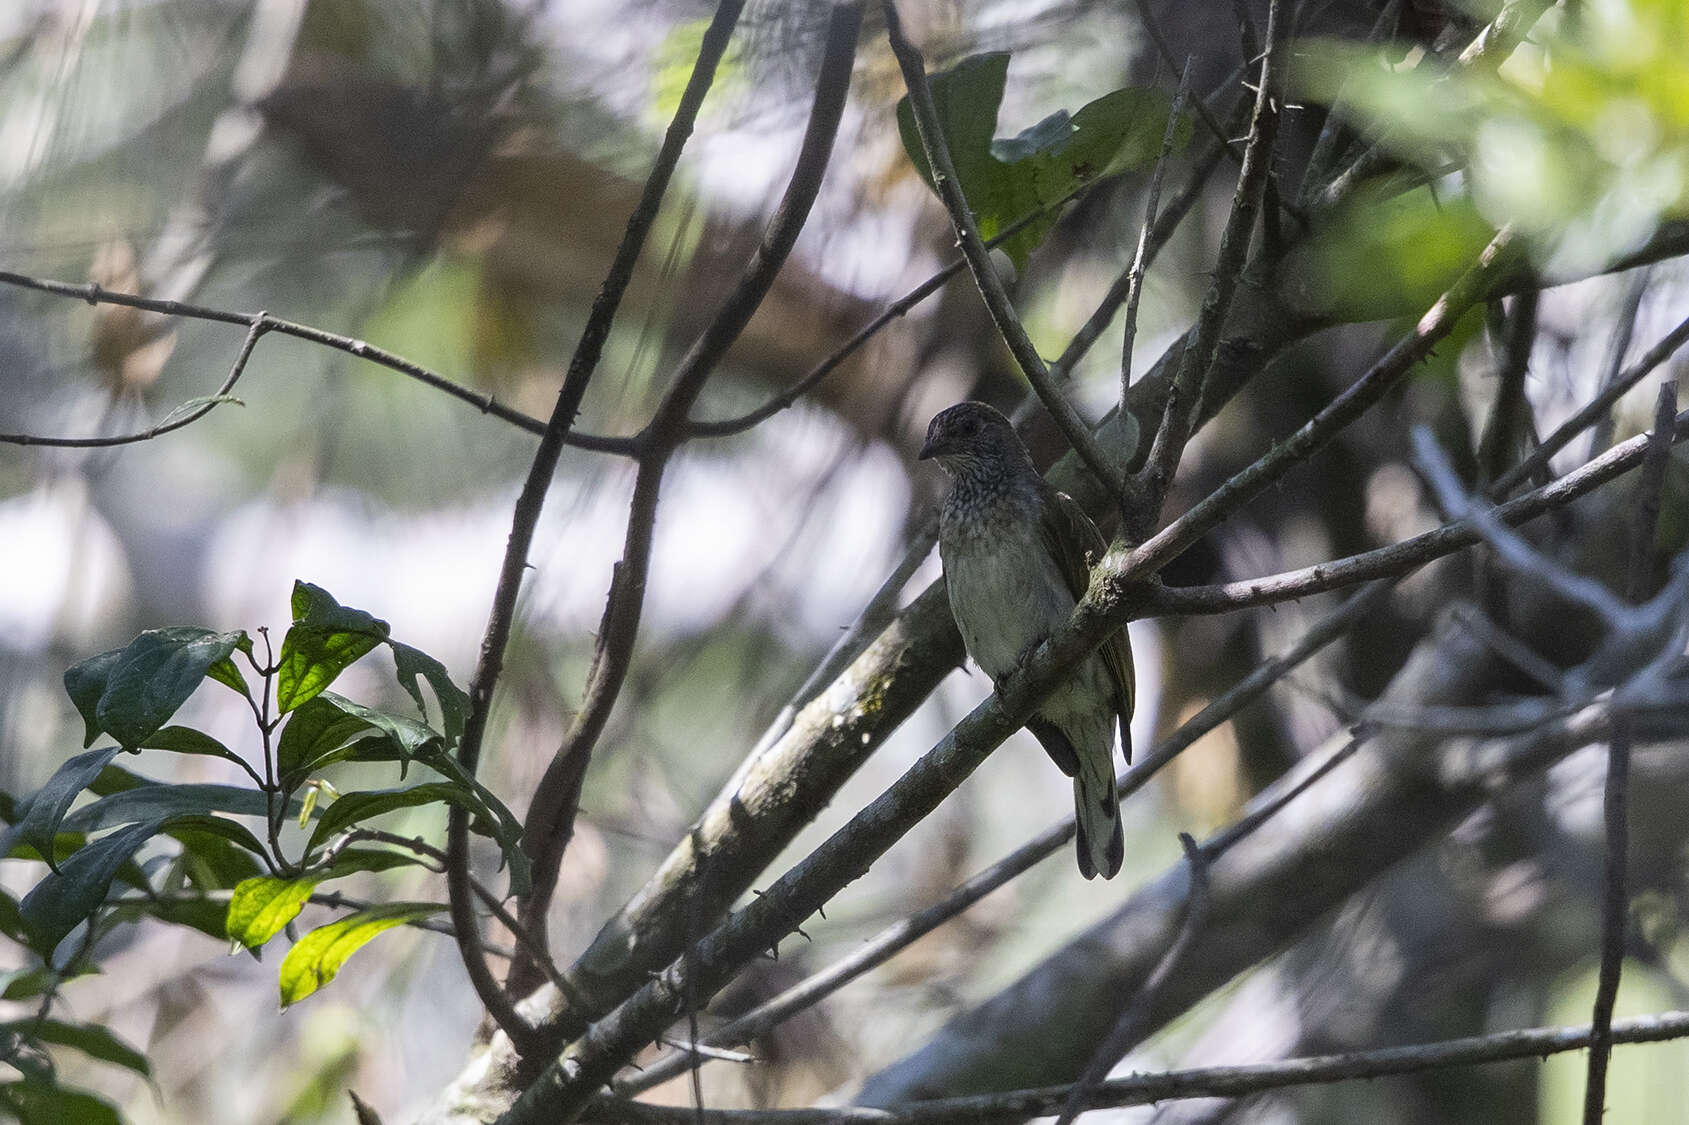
[1,0,1688,1122]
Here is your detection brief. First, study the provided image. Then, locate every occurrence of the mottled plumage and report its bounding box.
[920,402,1134,880]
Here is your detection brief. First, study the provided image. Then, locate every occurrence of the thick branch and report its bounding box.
[857,639,1618,1103]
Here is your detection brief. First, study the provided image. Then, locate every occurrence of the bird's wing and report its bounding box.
[1039,489,1136,736]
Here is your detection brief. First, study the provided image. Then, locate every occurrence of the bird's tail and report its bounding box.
[1073,753,1123,880]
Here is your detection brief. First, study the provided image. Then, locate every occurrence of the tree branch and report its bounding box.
[0,312,270,448]
[884,0,1125,505]
[1052,834,1210,1125]
[446,0,749,1055]
[615,579,1388,1097]
[507,0,862,1004]
[1585,380,1677,1123]
[1137,0,1285,523]
[1148,409,1689,617]
[592,1009,1689,1125]
[1117,60,1193,425]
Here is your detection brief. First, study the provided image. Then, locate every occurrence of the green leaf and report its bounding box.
[19,820,165,953]
[1,1017,151,1077]
[60,783,282,834]
[107,894,231,942]
[206,655,252,697]
[65,628,251,748]
[897,53,1182,268]
[62,650,122,748]
[1,965,96,1001]
[0,1079,122,1125]
[1288,183,1498,320]
[421,753,531,896]
[276,582,390,714]
[5,747,121,873]
[0,889,22,942]
[141,726,247,766]
[304,783,473,853]
[316,847,430,879]
[226,876,323,951]
[277,692,441,786]
[276,695,379,780]
[390,641,469,746]
[163,817,269,889]
[278,904,443,1007]
[87,762,154,796]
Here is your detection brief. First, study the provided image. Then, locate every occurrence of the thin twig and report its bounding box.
[883,0,1124,506]
[1053,834,1211,1125]
[1047,103,1239,388]
[1476,290,1538,488]
[0,273,616,449]
[447,0,749,1056]
[687,190,1103,438]
[1130,0,1243,166]
[593,1011,1689,1125]
[1136,0,1285,524]
[1314,0,1552,213]
[1498,311,1689,495]
[1118,61,1193,426]
[509,1,862,1006]
[1414,429,1629,623]
[1584,380,1677,1124]
[1585,269,1651,460]
[0,313,269,448]
[1294,0,1403,211]
[1128,226,1518,579]
[1150,408,1689,616]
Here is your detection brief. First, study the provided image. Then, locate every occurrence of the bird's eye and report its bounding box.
[958,416,979,435]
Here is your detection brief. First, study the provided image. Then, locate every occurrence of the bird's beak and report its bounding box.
[917,435,941,461]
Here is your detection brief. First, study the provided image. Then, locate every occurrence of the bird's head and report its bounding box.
[918,401,1029,479]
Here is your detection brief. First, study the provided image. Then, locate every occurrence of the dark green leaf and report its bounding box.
[276,695,377,780]
[276,582,389,714]
[316,847,431,879]
[19,820,165,953]
[0,889,21,942]
[60,784,281,834]
[4,831,85,866]
[108,894,231,942]
[62,650,122,748]
[897,53,1182,268]
[421,753,530,895]
[163,817,269,889]
[5,748,121,873]
[226,875,323,951]
[305,783,471,853]
[278,904,444,1006]
[87,762,154,796]
[0,1079,122,1125]
[277,693,440,786]
[2,1017,151,1077]
[896,52,1010,195]
[390,641,469,746]
[69,628,251,748]
[141,726,246,766]
[1,965,96,1001]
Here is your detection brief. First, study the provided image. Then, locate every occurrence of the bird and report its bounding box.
[919,401,1134,879]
